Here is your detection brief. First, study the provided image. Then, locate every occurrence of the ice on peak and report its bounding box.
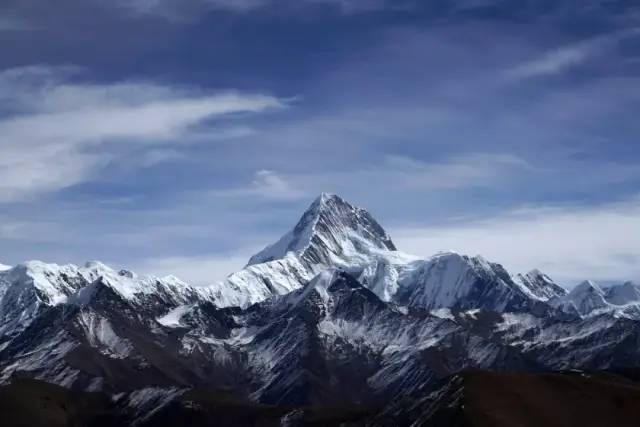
[428,252,492,274]
[246,193,396,267]
[160,274,189,286]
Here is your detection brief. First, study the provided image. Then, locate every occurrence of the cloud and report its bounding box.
[250,170,307,200]
[205,153,531,205]
[296,153,533,195]
[107,0,407,19]
[507,30,640,79]
[391,196,640,285]
[383,153,533,190]
[135,250,258,285]
[116,0,265,17]
[211,170,307,201]
[0,65,284,202]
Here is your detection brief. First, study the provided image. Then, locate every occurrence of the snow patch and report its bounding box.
[156,305,192,328]
[77,311,134,359]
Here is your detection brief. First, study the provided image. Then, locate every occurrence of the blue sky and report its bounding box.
[1,0,640,285]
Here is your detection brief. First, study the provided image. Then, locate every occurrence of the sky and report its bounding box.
[1,0,640,286]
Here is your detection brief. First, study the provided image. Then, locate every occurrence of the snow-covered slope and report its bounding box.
[209,193,417,308]
[551,280,610,316]
[0,260,220,342]
[248,193,396,267]
[385,252,555,313]
[605,281,640,306]
[513,269,567,300]
[210,194,559,312]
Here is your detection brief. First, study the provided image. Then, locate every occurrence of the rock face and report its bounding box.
[1,193,640,425]
[247,193,396,267]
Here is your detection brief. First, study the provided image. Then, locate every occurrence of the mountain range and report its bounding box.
[1,193,640,426]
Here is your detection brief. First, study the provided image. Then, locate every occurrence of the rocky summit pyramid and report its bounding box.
[1,193,640,426]
[247,193,396,266]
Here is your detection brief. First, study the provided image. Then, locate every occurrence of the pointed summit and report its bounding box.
[513,269,567,300]
[247,193,396,267]
[604,281,640,306]
[560,280,610,315]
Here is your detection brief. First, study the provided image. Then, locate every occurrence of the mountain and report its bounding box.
[551,280,610,316]
[247,193,396,267]
[392,252,558,313]
[605,281,640,306]
[1,193,639,426]
[209,194,564,313]
[7,370,640,427]
[513,269,567,300]
[208,193,412,308]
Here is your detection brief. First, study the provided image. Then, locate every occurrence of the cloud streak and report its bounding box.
[108,0,407,20]
[507,30,640,79]
[0,65,284,201]
[210,170,307,201]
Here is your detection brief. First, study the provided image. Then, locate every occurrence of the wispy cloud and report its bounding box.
[206,153,532,204]
[507,30,640,80]
[383,153,533,190]
[392,196,640,285]
[109,0,407,19]
[0,65,284,202]
[117,0,266,17]
[211,170,307,201]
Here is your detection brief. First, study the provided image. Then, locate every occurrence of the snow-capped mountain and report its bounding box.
[605,281,640,306]
[513,268,567,300]
[248,193,396,266]
[0,260,221,350]
[549,279,640,318]
[551,280,610,316]
[207,193,412,308]
[392,252,558,313]
[1,193,639,425]
[206,193,562,313]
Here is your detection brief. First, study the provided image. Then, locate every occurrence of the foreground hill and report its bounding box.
[4,369,640,427]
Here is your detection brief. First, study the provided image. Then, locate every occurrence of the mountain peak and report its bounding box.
[247,193,396,267]
[513,269,567,300]
[316,192,338,204]
[604,281,640,306]
[555,280,609,316]
[571,280,603,295]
